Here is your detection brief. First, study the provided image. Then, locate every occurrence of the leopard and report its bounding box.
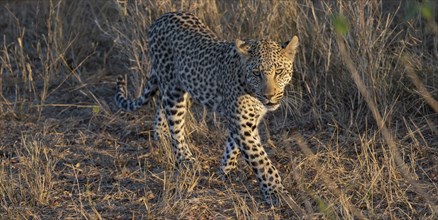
[115,12,299,205]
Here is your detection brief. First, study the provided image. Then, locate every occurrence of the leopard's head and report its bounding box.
[236,36,299,111]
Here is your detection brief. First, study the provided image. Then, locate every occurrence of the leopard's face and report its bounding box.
[236,37,299,111]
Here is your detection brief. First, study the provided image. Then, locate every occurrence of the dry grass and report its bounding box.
[1,0,437,219]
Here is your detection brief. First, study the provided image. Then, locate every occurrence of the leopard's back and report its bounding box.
[147,12,239,111]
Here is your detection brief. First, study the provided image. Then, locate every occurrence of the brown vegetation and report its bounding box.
[1,0,437,219]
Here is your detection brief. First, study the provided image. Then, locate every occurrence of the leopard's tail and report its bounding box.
[115,73,158,112]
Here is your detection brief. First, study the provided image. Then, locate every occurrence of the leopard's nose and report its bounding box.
[263,93,275,100]
[263,84,276,101]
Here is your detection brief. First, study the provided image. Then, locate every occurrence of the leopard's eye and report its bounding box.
[253,71,262,76]
[276,68,284,74]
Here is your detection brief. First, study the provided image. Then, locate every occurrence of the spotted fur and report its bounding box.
[115,12,299,204]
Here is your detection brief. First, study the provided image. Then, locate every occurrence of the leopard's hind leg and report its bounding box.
[153,96,168,141]
[162,88,195,165]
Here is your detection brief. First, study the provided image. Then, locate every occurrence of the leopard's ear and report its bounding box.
[281,36,299,60]
[236,39,251,56]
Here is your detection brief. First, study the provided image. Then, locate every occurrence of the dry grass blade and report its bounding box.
[291,132,368,220]
[279,192,306,218]
[403,55,438,113]
[336,35,438,215]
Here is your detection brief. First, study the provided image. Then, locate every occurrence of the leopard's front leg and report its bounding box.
[228,98,286,205]
[220,135,240,176]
